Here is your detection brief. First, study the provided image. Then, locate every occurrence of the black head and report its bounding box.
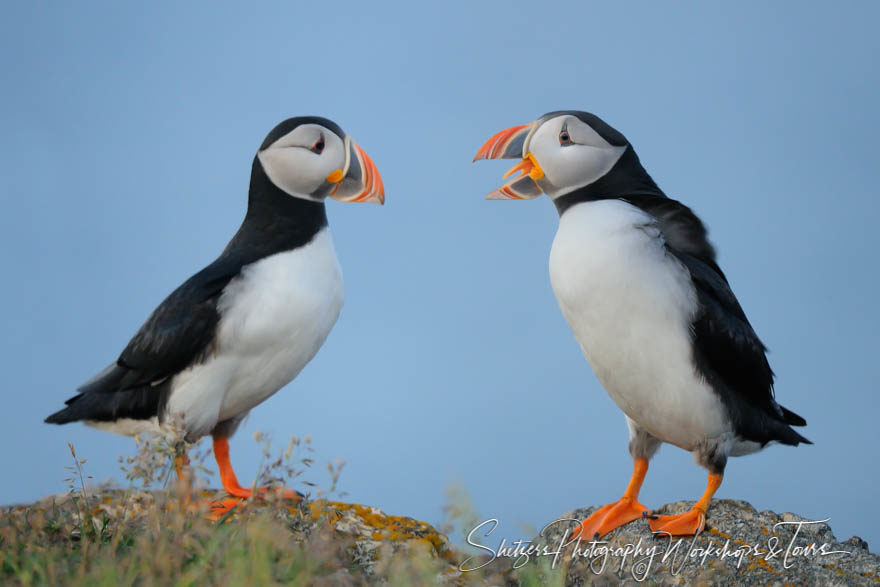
[474,110,662,206]
[255,115,384,204]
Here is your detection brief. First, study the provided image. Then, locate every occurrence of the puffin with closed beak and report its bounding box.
[474,110,809,537]
[47,116,384,505]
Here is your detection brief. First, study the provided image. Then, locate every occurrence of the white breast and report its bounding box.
[549,200,727,450]
[166,227,344,439]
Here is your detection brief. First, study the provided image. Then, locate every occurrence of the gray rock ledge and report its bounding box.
[494,499,879,585]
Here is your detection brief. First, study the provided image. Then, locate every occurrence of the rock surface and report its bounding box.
[494,499,879,585]
[5,488,464,584]
[5,492,878,585]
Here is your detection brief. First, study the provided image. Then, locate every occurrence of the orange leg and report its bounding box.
[213,435,303,501]
[649,472,722,536]
[174,452,190,480]
[571,458,652,540]
[169,444,241,519]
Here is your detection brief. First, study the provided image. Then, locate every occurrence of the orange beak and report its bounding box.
[502,153,544,181]
[473,122,544,200]
[473,124,533,161]
[329,138,385,204]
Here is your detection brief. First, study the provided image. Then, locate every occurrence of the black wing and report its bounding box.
[45,256,243,425]
[622,196,809,445]
[114,259,241,389]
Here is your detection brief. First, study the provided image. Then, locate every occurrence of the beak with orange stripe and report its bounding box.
[473,121,544,200]
[327,135,385,204]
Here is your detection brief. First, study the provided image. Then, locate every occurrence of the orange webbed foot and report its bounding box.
[203,488,302,521]
[571,497,652,540]
[227,486,304,502]
[265,487,304,502]
[571,457,652,540]
[649,507,707,536]
[650,472,723,536]
[212,436,303,504]
[204,498,243,521]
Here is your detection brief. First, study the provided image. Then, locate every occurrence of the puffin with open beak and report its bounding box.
[474,111,809,537]
[47,116,384,507]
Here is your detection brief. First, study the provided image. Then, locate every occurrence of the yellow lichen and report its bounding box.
[304,500,452,561]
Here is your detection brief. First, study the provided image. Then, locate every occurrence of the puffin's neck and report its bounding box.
[222,157,329,258]
[553,146,666,216]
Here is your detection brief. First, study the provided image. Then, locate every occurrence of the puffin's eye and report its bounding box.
[311,136,325,154]
[559,129,573,146]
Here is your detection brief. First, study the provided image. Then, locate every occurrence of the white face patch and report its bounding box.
[257,124,347,201]
[526,115,627,199]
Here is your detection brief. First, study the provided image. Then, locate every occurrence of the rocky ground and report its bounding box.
[2,491,877,585]
[499,499,879,585]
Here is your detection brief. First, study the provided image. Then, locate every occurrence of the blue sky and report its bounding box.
[2,2,878,552]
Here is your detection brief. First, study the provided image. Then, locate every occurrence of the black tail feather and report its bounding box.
[771,412,812,446]
[780,404,807,427]
[781,426,812,446]
[45,399,83,424]
[45,385,167,425]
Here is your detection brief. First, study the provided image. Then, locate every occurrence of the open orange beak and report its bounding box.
[473,122,544,200]
[329,137,385,204]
